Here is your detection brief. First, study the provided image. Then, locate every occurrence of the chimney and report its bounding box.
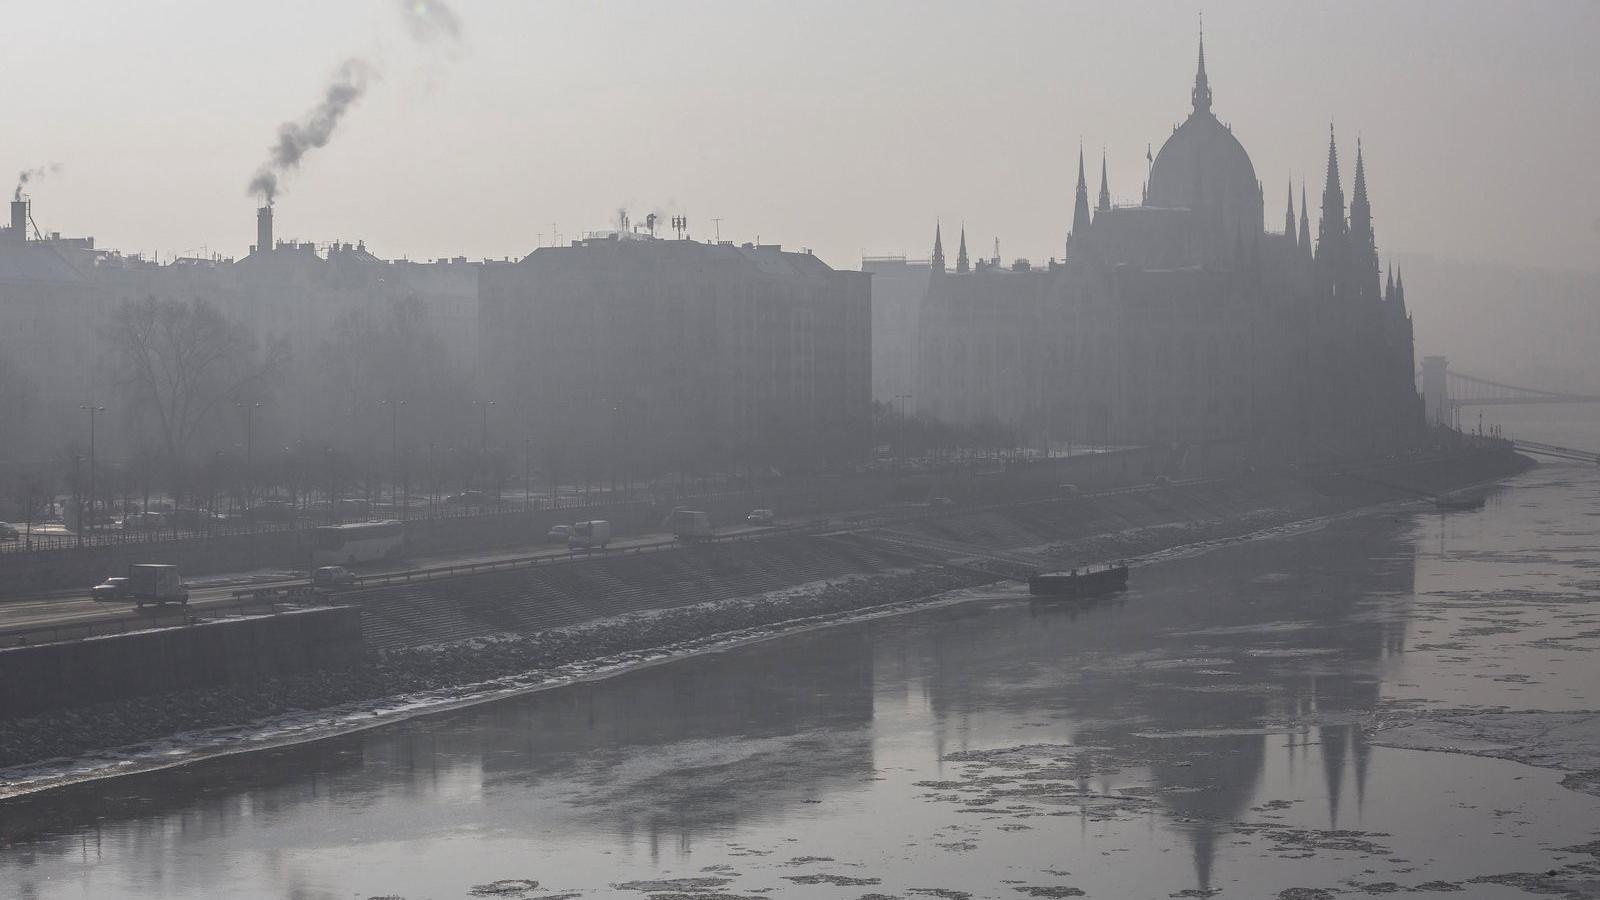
[256,204,273,255]
[10,200,27,243]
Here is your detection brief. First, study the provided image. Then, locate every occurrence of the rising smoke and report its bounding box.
[15,163,62,203]
[246,0,463,201]
[247,60,376,202]
[398,0,463,44]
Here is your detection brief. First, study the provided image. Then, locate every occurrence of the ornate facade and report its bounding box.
[915,35,1423,460]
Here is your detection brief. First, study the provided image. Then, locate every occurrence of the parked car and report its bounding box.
[1154,475,1171,487]
[1056,483,1080,498]
[91,576,129,601]
[0,521,18,541]
[929,496,956,508]
[545,524,573,542]
[745,509,775,526]
[312,565,358,587]
[121,512,167,530]
[446,491,489,506]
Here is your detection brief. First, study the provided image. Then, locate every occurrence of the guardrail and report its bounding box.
[0,591,350,649]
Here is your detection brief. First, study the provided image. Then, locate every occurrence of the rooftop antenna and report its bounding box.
[711,217,723,242]
[992,237,1001,264]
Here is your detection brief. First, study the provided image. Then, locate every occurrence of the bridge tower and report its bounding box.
[1420,356,1451,427]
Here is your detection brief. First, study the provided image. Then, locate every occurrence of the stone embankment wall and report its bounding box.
[0,446,1529,768]
[0,606,362,720]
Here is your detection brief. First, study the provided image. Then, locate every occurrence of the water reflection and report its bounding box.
[4,477,1596,899]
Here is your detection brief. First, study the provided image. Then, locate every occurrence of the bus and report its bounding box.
[312,519,406,566]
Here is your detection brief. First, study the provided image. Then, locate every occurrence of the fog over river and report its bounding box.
[3,464,1599,899]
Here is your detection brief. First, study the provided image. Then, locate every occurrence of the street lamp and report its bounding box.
[79,404,105,537]
[235,401,261,513]
[379,399,406,518]
[472,399,494,494]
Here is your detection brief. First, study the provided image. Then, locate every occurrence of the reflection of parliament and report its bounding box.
[887,34,1423,459]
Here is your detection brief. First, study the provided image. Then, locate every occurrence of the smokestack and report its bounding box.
[10,200,26,243]
[257,204,273,254]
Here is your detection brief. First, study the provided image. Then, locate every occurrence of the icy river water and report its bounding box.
[4,464,1600,899]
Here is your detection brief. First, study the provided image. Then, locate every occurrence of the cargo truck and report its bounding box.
[127,563,189,608]
[567,520,611,551]
[670,508,713,543]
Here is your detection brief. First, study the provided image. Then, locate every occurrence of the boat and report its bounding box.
[1028,564,1130,598]
[1434,493,1487,511]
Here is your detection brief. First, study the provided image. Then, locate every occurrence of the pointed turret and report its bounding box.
[1386,265,1395,302]
[1395,269,1406,310]
[1347,139,1382,301]
[1192,21,1213,115]
[1298,181,1312,258]
[1071,145,1093,248]
[1097,151,1112,213]
[930,221,945,274]
[1317,126,1348,264]
[955,225,970,274]
[1285,178,1297,243]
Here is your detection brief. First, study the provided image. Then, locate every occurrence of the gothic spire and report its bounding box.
[1299,180,1312,258]
[1285,177,1297,243]
[1192,19,1213,115]
[1349,139,1374,253]
[931,220,945,274]
[1317,125,1348,261]
[1386,264,1395,301]
[1348,138,1380,299]
[1097,151,1112,213]
[1072,144,1092,244]
[956,224,970,274]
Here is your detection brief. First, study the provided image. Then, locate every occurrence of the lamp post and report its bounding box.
[472,399,494,495]
[235,401,260,513]
[72,454,83,548]
[379,399,406,518]
[79,404,105,537]
[426,441,437,517]
[523,437,531,513]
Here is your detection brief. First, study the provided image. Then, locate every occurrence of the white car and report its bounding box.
[745,509,775,526]
[546,524,573,542]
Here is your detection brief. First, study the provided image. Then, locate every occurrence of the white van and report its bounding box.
[568,520,612,550]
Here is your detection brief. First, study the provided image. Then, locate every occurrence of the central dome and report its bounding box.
[1144,34,1263,243]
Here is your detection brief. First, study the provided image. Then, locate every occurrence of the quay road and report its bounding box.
[0,476,1220,646]
[0,529,735,644]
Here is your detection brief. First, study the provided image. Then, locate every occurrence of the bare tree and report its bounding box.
[0,345,36,439]
[103,297,289,465]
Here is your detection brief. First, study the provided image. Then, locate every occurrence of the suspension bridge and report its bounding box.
[1419,356,1600,463]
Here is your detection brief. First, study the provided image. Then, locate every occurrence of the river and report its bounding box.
[2,462,1598,899]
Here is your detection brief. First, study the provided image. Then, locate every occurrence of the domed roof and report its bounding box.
[1144,32,1262,239]
[1147,112,1258,213]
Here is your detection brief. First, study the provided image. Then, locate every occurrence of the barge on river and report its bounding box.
[1027,564,1130,598]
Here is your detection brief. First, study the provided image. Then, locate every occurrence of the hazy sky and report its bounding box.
[4,1,1596,272]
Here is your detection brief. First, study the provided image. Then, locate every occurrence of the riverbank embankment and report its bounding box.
[0,448,1532,782]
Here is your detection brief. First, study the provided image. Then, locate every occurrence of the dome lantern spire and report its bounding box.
[1192,17,1213,115]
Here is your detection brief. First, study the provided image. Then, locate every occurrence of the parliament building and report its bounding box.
[914,35,1423,460]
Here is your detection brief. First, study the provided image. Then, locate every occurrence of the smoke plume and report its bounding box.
[15,163,61,202]
[247,59,376,201]
[398,0,462,44]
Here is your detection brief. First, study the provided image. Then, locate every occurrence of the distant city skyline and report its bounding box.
[3,0,1596,272]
